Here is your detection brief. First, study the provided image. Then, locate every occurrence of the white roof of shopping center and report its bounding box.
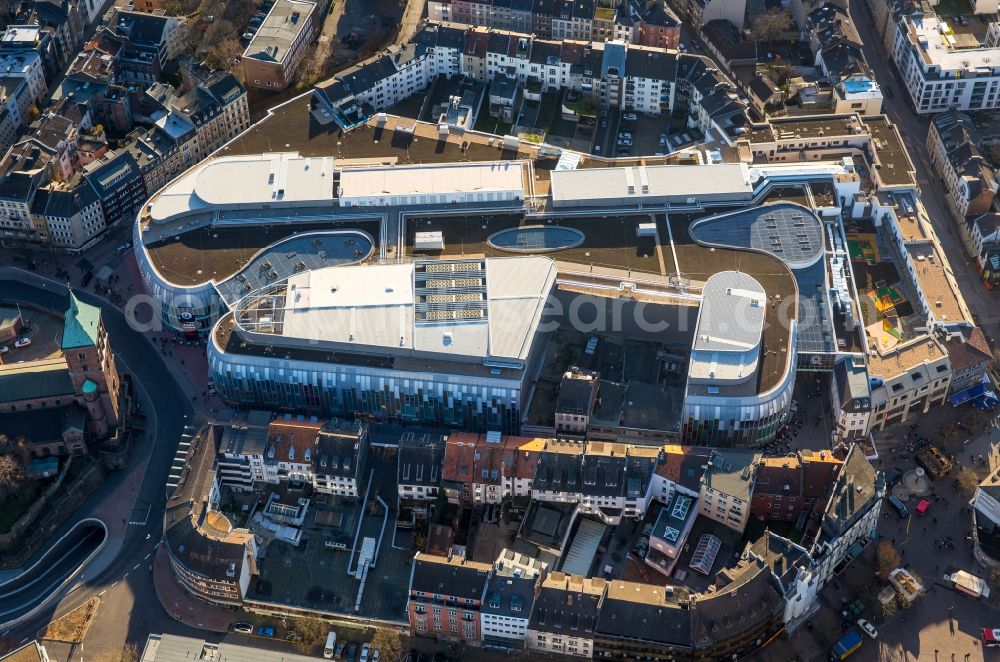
[337,161,525,200]
[272,256,557,363]
[148,152,335,221]
[688,271,765,384]
[549,163,753,205]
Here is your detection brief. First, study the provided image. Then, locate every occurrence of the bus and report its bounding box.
[983,628,1000,648]
[323,631,338,659]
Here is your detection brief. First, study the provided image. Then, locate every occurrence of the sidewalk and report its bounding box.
[152,545,233,633]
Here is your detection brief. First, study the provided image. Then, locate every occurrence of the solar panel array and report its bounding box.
[413,260,488,323]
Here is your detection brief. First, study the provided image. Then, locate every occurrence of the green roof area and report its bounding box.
[81,379,97,395]
[62,291,101,350]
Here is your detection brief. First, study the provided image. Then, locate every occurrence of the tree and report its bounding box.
[750,8,792,43]
[371,629,402,662]
[876,540,901,578]
[879,597,897,619]
[205,38,243,70]
[956,469,981,495]
[0,454,24,501]
[161,0,184,15]
[294,618,328,654]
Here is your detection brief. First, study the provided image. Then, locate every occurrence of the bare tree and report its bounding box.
[206,38,243,71]
[956,469,981,496]
[372,628,402,662]
[750,9,792,43]
[295,618,328,655]
[0,454,24,501]
[876,540,901,578]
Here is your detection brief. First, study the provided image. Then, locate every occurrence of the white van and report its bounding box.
[323,631,337,659]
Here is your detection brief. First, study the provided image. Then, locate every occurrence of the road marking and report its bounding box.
[133,563,141,571]
[123,572,129,579]
[0,630,8,637]
[99,590,106,596]
[111,581,118,587]
[144,553,151,560]
[19,638,28,645]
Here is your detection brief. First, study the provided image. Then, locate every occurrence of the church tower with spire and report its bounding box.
[62,291,121,437]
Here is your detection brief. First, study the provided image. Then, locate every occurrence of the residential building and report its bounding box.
[81,150,146,228]
[807,445,883,588]
[944,327,993,396]
[398,432,444,518]
[265,415,324,485]
[750,450,842,524]
[592,581,692,659]
[407,551,491,643]
[526,573,603,657]
[106,10,187,85]
[697,449,758,532]
[679,0,746,30]
[242,0,318,90]
[0,140,53,246]
[480,549,547,647]
[215,411,272,491]
[634,2,681,50]
[972,448,1000,570]
[892,13,1000,114]
[554,368,599,437]
[139,635,319,662]
[31,180,105,251]
[926,110,998,218]
[644,490,698,576]
[868,336,952,430]
[971,212,1000,288]
[312,418,369,497]
[138,68,249,193]
[830,356,872,440]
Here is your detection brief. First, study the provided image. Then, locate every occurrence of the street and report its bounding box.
[0,272,196,657]
[846,0,1000,341]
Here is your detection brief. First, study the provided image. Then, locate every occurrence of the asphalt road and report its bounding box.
[0,272,194,642]
[0,522,106,624]
[846,0,1000,341]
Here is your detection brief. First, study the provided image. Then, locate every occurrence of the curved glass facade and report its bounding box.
[208,321,527,433]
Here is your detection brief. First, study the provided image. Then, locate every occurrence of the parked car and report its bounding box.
[592,145,601,154]
[622,112,637,121]
[81,272,94,286]
[599,116,608,128]
[372,649,380,662]
[346,644,358,662]
[249,16,264,27]
[884,85,895,99]
[334,641,348,658]
[617,139,633,147]
[14,337,31,348]
[857,618,878,639]
[116,241,132,254]
[658,134,667,147]
[233,622,253,634]
[360,643,371,662]
[242,32,255,41]
[257,625,275,638]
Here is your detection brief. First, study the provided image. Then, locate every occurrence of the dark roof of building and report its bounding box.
[833,355,871,412]
[624,47,677,81]
[529,572,604,636]
[701,450,758,501]
[746,529,813,596]
[0,402,86,443]
[533,441,584,492]
[41,183,100,219]
[819,444,882,539]
[656,446,713,493]
[748,74,779,102]
[84,151,143,196]
[689,558,783,649]
[315,420,365,478]
[974,212,1000,239]
[398,432,444,487]
[219,425,268,457]
[410,552,491,600]
[0,359,74,404]
[946,327,992,374]
[555,369,598,414]
[595,580,692,647]
[115,10,171,46]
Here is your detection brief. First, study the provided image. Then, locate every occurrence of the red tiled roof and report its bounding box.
[442,433,478,483]
[268,417,323,463]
